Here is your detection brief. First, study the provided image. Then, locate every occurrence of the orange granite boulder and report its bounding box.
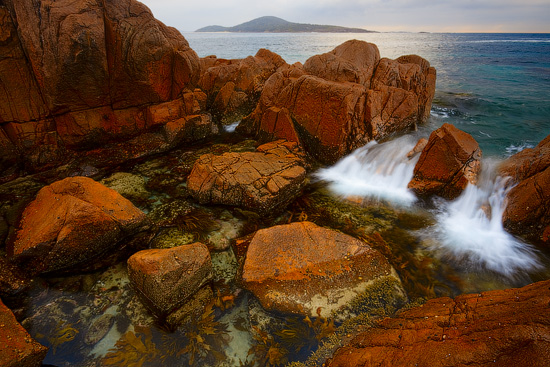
[0,298,48,367]
[408,123,482,199]
[127,243,212,316]
[500,134,550,246]
[328,279,550,367]
[240,221,405,318]
[187,140,306,215]
[7,177,150,274]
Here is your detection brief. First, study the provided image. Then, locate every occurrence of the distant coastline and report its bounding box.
[195,16,376,33]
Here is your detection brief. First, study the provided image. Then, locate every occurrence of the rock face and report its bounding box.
[199,49,287,124]
[500,134,550,246]
[328,279,550,367]
[187,140,306,215]
[240,221,405,318]
[408,123,482,199]
[0,298,48,367]
[127,243,212,316]
[0,0,213,178]
[243,40,436,164]
[7,177,150,274]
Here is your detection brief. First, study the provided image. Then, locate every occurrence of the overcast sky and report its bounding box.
[138,0,550,33]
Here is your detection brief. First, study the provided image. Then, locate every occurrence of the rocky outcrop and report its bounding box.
[7,177,150,274]
[0,298,48,367]
[187,140,306,215]
[127,243,212,317]
[243,40,436,164]
[0,0,213,178]
[328,279,550,367]
[500,134,550,246]
[408,123,482,199]
[199,49,287,124]
[240,221,405,318]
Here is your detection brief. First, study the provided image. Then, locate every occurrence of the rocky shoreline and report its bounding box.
[1,0,549,366]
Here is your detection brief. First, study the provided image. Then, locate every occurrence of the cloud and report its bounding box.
[139,0,550,33]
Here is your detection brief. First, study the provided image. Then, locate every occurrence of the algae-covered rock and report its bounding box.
[100,172,149,202]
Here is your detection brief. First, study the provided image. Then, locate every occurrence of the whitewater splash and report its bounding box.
[425,160,541,278]
[315,136,419,206]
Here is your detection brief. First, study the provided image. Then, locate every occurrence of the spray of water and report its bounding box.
[426,160,542,277]
[315,136,419,206]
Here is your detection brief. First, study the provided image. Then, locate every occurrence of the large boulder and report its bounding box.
[408,123,482,199]
[500,134,550,246]
[328,279,550,367]
[199,49,287,124]
[0,298,48,367]
[243,40,436,164]
[0,0,212,177]
[7,177,150,274]
[127,243,212,316]
[187,140,306,215]
[240,221,405,318]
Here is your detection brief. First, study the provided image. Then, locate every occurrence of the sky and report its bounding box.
[138,0,550,33]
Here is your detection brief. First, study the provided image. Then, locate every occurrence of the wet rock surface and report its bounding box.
[127,243,213,316]
[500,134,550,246]
[240,221,406,318]
[0,298,48,367]
[408,123,482,199]
[187,140,306,215]
[7,176,151,274]
[328,279,550,367]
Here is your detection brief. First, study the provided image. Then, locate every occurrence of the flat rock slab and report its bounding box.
[241,221,404,318]
[187,140,306,215]
[127,242,212,316]
[0,298,48,367]
[328,279,550,367]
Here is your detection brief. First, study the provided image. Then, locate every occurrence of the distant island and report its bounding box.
[195,16,376,33]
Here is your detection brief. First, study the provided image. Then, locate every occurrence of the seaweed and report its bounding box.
[45,321,80,355]
[102,326,159,367]
[248,325,289,367]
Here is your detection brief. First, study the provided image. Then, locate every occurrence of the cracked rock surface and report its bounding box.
[328,279,550,367]
[187,140,306,215]
[408,123,482,199]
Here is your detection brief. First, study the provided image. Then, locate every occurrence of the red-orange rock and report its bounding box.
[408,123,482,199]
[127,243,212,315]
[328,279,550,367]
[257,106,300,144]
[187,140,306,215]
[7,177,150,274]
[0,298,48,367]
[304,40,380,88]
[500,134,550,246]
[241,221,404,318]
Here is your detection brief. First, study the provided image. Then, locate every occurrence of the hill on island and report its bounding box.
[196,16,375,33]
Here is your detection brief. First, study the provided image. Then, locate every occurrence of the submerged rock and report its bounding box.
[328,279,550,367]
[500,134,550,246]
[127,243,212,316]
[187,140,306,215]
[240,221,405,318]
[0,298,48,367]
[7,177,151,274]
[408,123,482,199]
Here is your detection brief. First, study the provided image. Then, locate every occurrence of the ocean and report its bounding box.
[184,32,550,157]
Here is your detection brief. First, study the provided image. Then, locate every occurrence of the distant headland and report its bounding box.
[195,16,376,33]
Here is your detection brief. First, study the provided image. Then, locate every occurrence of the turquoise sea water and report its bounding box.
[184,32,550,156]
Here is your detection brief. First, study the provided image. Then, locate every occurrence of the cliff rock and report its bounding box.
[240,221,405,318]
[7,177,150,274]
[187,140,306,215]
[408,123,482,199]
[500,134,550,246]
[328,279,550,367]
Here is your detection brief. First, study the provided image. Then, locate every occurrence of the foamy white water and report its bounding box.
[315,136,419,206]
[426,160,541,277]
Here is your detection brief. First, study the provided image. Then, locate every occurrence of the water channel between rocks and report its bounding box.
[3,130,549,367]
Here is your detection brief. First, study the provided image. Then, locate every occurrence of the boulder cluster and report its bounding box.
[0,0,549,366]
